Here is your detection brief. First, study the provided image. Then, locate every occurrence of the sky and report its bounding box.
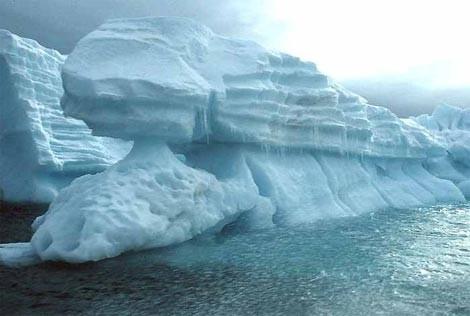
[0,0,269,53]
[0,0,469,115]
[267,0,470,86]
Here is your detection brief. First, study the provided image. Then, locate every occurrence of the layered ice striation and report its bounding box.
[0,30,131,203]
[61,17,443,158]
[2,17,469,264]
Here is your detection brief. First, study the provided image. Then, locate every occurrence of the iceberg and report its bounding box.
[1,17,468,265]
[60,17,444,159]
[0,30,131,203]
[412,104,470,198]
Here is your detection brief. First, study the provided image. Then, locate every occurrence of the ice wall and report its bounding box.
[1,18,468,265]
[0,30,131,203]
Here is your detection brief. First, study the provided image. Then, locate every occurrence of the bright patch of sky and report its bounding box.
[260,0,470,86]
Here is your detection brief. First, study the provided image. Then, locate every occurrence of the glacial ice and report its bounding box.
[1,17,469,265]
[0,30,131,203]
[412,104,470,198]
[61,17,444,158]
[30,142,267,262]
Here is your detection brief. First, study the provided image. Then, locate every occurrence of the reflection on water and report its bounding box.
[1,204,470,315]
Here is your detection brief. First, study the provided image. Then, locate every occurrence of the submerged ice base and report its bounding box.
[1,18,469,265]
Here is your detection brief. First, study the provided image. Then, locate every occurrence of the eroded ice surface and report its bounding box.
[412,105,470,198]
[61,17,443,158]
[30,142,264,263]
[0,30,131,203]
[2,18,469,264]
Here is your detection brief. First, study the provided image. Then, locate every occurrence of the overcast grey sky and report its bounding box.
[0,0,275,53]
[0,0,469,116]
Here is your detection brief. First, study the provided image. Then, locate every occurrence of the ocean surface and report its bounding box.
[1,203,469,315]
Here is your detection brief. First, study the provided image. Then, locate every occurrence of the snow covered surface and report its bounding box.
[1,18,469,265]
[0,30,131,203]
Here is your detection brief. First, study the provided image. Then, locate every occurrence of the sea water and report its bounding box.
[1,204,469,315]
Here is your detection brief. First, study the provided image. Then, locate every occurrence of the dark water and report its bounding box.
[1,203,469,315]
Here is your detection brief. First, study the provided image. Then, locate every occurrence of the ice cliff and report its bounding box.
[1,17,469,265]
[0,30,131,203]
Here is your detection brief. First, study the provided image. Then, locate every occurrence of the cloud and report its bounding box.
[0,0,276,53]
[343,78,470,117]
[266,0,470,82]
[1,0,468,115]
